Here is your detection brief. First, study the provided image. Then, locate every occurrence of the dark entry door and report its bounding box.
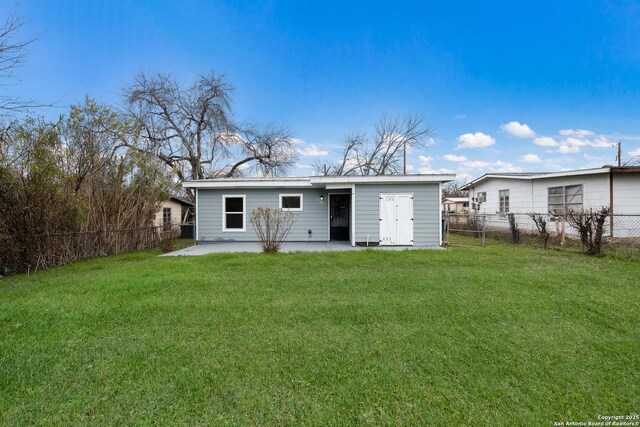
[330,194,350,241]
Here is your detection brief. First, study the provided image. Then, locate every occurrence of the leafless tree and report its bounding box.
[249,207,297,253]
[0,12,43,115]
[125,71,296,199]
[566,207,610,255]
[315,114,433,176]
[442,181,468,198]
[529,213,551,249]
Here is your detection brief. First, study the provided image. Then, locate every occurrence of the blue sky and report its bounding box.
[4,0,640,181]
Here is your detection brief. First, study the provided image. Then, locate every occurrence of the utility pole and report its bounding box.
[403,140,407,175]
[617,141,621,167]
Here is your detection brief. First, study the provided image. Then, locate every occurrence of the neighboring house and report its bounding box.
[461,166,640,237]
[182,174,455,247]
[443,197,469,214]
[153,196,194,231]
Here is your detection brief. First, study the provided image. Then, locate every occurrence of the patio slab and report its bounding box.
[160,241,441,256]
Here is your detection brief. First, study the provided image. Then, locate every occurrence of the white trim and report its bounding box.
[462,167,611,190]
[185,178,312,189]
[312,174,454,185]
[279,193,303,211]
[439,182,442,246]
[195,188,199,242]
[222,194,246,232]
[351,184,356,246]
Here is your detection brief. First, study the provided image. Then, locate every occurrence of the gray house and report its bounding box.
[183,174,454,247]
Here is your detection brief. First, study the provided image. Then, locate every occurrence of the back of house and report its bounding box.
[184,174,454,247]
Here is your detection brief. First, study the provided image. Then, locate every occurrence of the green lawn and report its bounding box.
[1,244,638,425]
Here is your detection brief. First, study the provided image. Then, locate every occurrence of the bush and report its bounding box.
[249,207,296,253]
[567,207,611,256]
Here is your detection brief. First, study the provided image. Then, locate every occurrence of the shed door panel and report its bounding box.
[395,194,413,245]
[379,195,395,245]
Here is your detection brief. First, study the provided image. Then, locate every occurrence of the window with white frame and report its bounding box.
[279,194,303,211]
[548,185,583,215]
[477,192,486,203]
[222,195,245,231]
[499,190,509,214]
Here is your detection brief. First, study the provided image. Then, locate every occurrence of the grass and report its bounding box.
[0,243,638,425]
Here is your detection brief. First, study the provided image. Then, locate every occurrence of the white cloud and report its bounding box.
[500,121,536,139]
[533,136,559,147]
[443,154,467,162]
[406,164,415,172]
[296,144,329,157]
[630,148,640,158]
[460,160,523,173]
[558,145,580,154]
[559,129,595,137]
[425,137,436,146]
[289,137,306,145]
[456,132,496,149]
[520,154,542,163]
[454,114,467,120]
[419,155,433,165]
[419,166,455,174]
[584,154,602,161]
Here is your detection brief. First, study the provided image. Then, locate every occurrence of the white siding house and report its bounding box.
[461,166,640,237]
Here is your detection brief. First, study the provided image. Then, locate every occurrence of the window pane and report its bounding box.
[225,197,244,213]
[226,213,243,229]
[548,195,564,204]
[281,196,301,209]
[549,204,564,215]
[548,187,563,196]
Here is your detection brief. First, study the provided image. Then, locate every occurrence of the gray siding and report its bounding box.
[197,188,347,242]
[354,183,441,246]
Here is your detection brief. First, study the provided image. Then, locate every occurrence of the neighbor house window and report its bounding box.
[548,185,583,215]
[279,194,303,211]
[477,192,486,203]
[162,207,171,230]
[499,190,510,214]
[223,195,246,231]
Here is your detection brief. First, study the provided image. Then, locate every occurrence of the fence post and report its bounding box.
[508,213,519,244]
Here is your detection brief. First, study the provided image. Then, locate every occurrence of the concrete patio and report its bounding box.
[161,241,440,256]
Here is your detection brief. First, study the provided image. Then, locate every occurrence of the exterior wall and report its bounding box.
[354,183,440,247]
[153,199,184,228]
[468,178,533,214]
[196,188,348,242]
[612,173,640,213]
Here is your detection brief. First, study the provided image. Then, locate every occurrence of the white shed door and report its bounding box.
[379,193,414,246]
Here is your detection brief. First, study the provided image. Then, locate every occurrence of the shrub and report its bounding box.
[567,207,611,256]
[529,213,551,249]
[249,207,296,253]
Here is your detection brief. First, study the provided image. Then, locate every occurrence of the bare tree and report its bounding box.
[249,207,297,253]
[125,71,296,199]
[442,181,468,198]
[529,213,551,249]
[315,114,434,176]
[0,12,39,114]
[566,207,610,255]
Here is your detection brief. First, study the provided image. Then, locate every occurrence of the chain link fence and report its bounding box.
[444,212,640,259]
[0,222,194,275]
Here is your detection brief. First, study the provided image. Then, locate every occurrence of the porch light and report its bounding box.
[320,195,325,201]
